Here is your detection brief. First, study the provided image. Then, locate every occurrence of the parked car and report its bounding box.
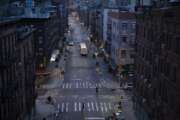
[115,111,125,120]
[68,41,74,46]
[113,104,125,120]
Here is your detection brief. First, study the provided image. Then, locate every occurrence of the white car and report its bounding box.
[68,41,74,46]
[114,105,125,120]
[116,112,125,120]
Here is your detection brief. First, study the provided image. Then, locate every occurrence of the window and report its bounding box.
[39,48,43,51]
[122,23,127,30]
[122,37,127,42]
[121,50,126,58]
[132,23,136,31]
[39,39,43,44]
[130,53,135,59]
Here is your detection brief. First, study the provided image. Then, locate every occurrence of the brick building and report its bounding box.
[21,11,61,74]
[0,18,35,120]
[134,3,180,120]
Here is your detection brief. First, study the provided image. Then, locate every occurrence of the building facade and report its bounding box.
[134,3,180,120]
[0,19,35,120]
[110,11,136,74]
[21,10,61,74]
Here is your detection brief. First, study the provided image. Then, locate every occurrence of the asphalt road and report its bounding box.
[55,42,123,119]
[34,14,137,120]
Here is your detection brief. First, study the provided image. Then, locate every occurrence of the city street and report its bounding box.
[1,1,179,120]
[34,14,137,120]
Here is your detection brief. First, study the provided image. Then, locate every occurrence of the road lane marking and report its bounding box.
[66,83,68,88]
[74,102,77,112]
[61,103,64,112]
[95,102,99,111]
[91,102,94,111]
[101,80,106,84]
[104,103,108,112]
[86,82,89,88]
[87,102,90,112]
[62,84,65,89]
[83,82,85,88]
[76,82,78,88]
[108,103,112,110]
[79,102,81,111]
[66,103,69,112]
[100,103,104,112]
[58,104,60,112]
[85,117,105,120]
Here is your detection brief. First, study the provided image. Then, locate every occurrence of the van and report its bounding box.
[80,43,88,56]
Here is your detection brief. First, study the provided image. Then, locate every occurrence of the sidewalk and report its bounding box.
[91,42,137,120]
[33,52,67,120]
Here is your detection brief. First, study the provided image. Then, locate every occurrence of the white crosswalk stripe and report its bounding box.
[91,102,94,111]
[76,82,78,88]
[66,103,69,112]
[61,82,105,89]
[66,83,68,88]
[60,102,113,113]
[100,102,104,112]
[58,104,60,112]
[108,103,112,110]
[87,102,91,112]
[62,84,65,89]
[61,103,65,112]
[74,102,77,112]
[79,102,81,111]
[104,102,108,112]
[95,102,99,111]
[83,82,85,88]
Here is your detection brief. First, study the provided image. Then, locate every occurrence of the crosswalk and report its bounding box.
[60,80,107,89]
[56,101,113,113]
